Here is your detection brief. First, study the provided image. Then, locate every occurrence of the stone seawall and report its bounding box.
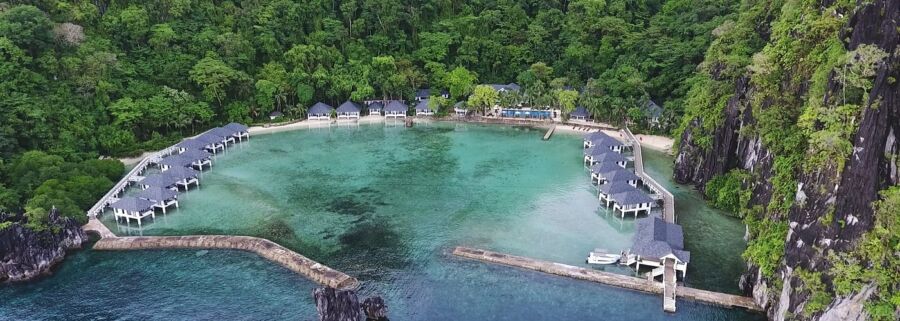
[452,246,761,312]
[94,235,358,289]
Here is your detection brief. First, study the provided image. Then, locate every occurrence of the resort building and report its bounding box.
[195,133,226,153]
[610,189,654,217]
[499,108,554,119]
[367,101,383,116]
[570,106,589,120]
[644,100,663,128]
[139,173,182,191]
[583,131,628,151]
[110,196,156,226]
[308,102,334,120]
[454,101,468,117]
[223,122,250,141]
[415,99,434,116]
[208,127,237,145]
[384,101,408,118]
[597,168,641,187]
[590,162,625,185]
[336,101,361,119]
[584,148,628,167]
[135,186,179,213]
[627,217,690,279]
[415,88,449,101]
[487,83,521,93]
[178,149,213,170]
[162,167,200,190]
[598,181,638,206]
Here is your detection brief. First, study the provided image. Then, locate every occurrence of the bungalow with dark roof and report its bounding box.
[583,147,628,167]
[589,162,625,185]
[178,149,213,170]
[163,167,200,190]
[336,101,361,119]
[384,101,408,118]
[570,106,589,120]
[308,102,334,120]
[223,122,250,141]
[644,100,663,127]
[415,88,449,101]
[110,196,156,226]
[208,127,237,145]
[596,168,641,187]
[195,133,227,153]
[135,186,179,214]
[610,188,654,217]
[453,101,467,117]
[598,181,638,207]
[367,101,384,116]
[487,83,521,93]
[139,173,181,191]
[414,99,434,116]
[583,131,628,151]
[627,217,690,279]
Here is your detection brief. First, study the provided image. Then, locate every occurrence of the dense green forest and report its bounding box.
[0,0,736,222]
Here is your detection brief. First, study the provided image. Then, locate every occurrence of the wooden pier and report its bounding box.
[542,125,556,140]
[452,246,761,312]
[86,146,178,218]
[84,218,358,290]
[623,127,675,223]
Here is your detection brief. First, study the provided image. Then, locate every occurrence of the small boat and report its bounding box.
[586,248,621,265]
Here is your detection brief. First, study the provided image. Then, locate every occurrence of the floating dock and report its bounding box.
[452,246,761,312]
[85,219,357,290]
[542,125,556,140]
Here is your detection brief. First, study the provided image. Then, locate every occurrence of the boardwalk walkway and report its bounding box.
[86,146,178,218]
[453,247,761,312]
[83,219,358,289]
[542,125,556,140]
[623,127,675,223]
[663,258,677,312]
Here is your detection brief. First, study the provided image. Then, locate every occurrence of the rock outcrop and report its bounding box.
[673,0,899,320]
[0,208,87,283]
[312,287,389,321]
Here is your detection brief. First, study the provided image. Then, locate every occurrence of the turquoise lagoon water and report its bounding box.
[0,123,761,320]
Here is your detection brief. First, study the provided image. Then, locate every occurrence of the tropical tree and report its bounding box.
[556,89,579,117]
[467,85,499,115]
[445,66,477,100]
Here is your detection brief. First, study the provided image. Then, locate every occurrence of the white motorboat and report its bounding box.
[586,248,621,265]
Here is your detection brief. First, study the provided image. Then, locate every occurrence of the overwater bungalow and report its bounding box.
[158,155,199,171]
[414,99,434,116]
[384,101,408,118]
[336,101,361,119]
[598,181,638,207]
[626,217,690,279]
[178,149,213,170]
[176,137,223,154]
[570,106,589,120]
[139,173,181,191]
[610,189,654,217]
[584,148,628,167]
[308,102,334,120]
[110,196,156,226]
[223,122,250,141]
[135,186,179,213]
[590,162,624,185]
[583,131,627,151]
[596,168,641,186]
[367,101,384,116]
[208,127,237,145]
[194,133,227,153]
[162,167,200,190]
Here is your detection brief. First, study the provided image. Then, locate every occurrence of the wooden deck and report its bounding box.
[663,258,677,312]
[543,125,556,140]
[453,246,762,312]
[623,127,675,223]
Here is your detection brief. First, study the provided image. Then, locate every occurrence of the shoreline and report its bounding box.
[117,116,674,165]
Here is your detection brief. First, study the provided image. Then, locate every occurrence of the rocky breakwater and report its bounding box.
[0,208,86,283]
[313,287,389,321]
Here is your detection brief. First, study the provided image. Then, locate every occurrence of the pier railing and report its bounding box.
[623,127,675,223]
[86,146,178,218]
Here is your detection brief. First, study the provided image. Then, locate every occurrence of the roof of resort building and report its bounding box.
[196,132,225,144]
[571,106,589,117]
[336,101,361,113]
[488,83,521,92]
[599,181,637,195]
[175,138,209,150]
[164,166,200,179]
[224,122,249,133]
[384,101,408,112]
[208,127,236,138]
[632,217,690,263]
[584,144,620,156]
[135,186,178,202]
[415,99,433,112]
[590,151,628,164]
[584,131,612,141]
[159,155,196,168]
[368,101,384,110]
[309,102,334,115]
[179,149,212,160]
[140,173,180,188]
[610,189,654,206]
[269,111,284,118]
[109,196,156,212]
[601,168,640,182]
[416,88,449,98]
[590,161,622,174]
[645,100,663,118]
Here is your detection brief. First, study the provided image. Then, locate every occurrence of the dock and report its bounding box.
[452,246,761,312]
[623,127,675,223]
[542,125,556,140]
[86,146,178,218]
[85,218,358,289]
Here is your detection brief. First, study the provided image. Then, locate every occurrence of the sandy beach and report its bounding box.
[553,124,674,153]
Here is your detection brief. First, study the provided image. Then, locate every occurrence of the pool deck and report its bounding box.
[85,219,358,290]
[452,246,762,312]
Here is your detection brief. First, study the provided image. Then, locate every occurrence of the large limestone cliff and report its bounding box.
[673,0,898,320]
[0,209,86,283]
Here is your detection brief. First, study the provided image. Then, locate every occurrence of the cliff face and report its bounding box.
[0,209,87,283]
[674,0,899,320]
